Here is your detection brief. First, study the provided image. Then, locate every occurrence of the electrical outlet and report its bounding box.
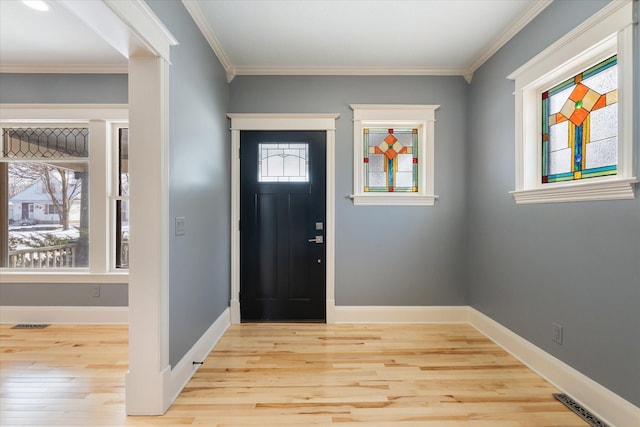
[552,323,563,344]
[91,285,100,298]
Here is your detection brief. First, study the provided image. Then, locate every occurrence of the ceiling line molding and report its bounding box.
[0,64,128,74]
[465,0,554,77]
[181,0,552,83]
[181,0,236,82]
[232,66,469,78]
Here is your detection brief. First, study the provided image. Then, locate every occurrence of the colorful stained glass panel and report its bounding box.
[542,55,618,183]
[363,128,418,192]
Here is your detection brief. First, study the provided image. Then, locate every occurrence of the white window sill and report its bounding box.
[349,194,438,206]
[510,178,637,204]
[0,271,129,284]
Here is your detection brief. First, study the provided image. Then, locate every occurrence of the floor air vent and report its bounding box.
[11,324,50,329]
[553,393,609,427]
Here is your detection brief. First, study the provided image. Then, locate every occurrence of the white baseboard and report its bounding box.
[166,307,231,407]
[468,307,640,427]
[333,305,469,324]
[0,305,128,324]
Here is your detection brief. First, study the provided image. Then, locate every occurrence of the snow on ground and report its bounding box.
[9,224,128,250]
[9,226,80,250]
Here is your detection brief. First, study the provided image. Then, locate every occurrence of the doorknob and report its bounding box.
[308,235,324,244]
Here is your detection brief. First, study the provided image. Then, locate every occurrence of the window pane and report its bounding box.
[363,128,418,192]
[3,128,89,158]
[542,55,618,183]
[119,128,129,197]
[258,143,309,182]
[5,162,89,268]
[116,128,129,269]
[2,127,89,268]
[115,200,129,269]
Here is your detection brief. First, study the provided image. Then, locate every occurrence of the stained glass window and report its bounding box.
[258,143,309,182]
[542,55,618,183]
[363,128,418,192]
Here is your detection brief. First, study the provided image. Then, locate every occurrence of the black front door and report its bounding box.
[240,131,326,321]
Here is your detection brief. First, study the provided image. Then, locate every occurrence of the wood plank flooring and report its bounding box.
[0,323,587,426]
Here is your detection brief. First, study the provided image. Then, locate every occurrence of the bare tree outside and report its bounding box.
[9,163,82,230]
[3,127,89,268]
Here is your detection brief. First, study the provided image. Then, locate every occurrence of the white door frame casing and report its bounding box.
[227,114,339,324]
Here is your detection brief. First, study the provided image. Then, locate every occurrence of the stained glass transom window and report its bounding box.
[258,143,309,182]
[542,55,618,183]
[2,128,89,158]
[364,128,418,192]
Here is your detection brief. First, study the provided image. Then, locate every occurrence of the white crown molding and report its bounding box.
[508,0,633,84]
[465,0,554,79]
[181,0,235,82]
[181,0,552,83]
[0,64,128,74]
[232,65,468,78]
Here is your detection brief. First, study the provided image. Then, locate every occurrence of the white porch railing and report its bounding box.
[8,244,76,268]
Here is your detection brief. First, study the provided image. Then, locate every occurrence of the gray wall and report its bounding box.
[467,0,640,407]
[145,0,231,367]
[0,73,129,307]
[0,283,127,306]
[229,75,469,306]
[0,73,127,103]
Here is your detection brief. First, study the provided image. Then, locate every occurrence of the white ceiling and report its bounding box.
[0,0,127,73]
[0,0,552,81]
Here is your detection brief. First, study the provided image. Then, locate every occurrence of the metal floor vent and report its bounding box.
[553,393,609,427]
[11,324,50,329]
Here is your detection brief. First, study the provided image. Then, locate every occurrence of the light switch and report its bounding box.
[175,217,185,236]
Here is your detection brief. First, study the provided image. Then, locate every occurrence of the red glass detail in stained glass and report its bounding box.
[363,158,368,163]
[412,158,418,164]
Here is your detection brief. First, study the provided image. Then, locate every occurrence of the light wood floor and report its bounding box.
[0,323,587,426]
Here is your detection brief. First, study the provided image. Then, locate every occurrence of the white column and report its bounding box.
[125,55,171,415]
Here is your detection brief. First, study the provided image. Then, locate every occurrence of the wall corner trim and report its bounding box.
[468,307,640,427]
[0,306,128,325]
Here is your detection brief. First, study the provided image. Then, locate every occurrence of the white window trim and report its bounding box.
[349,104,439,206]
[507,0,636,204]
[0,104,129,284]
